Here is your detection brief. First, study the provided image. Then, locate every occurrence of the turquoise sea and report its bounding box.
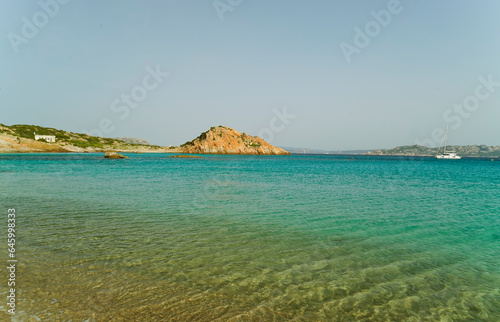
[1,153,499,321]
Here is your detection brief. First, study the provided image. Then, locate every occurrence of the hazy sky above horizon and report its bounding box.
[1,0,499,150]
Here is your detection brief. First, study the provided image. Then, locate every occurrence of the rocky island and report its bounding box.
[180,126,290,155]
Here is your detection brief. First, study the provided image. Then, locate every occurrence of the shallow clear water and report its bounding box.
[1,153,499,321]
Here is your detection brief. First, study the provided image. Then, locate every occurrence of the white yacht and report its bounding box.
[435,151,461,159]
[435,125,461,159]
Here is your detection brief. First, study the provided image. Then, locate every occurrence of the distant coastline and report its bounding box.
[364,144,500,158]
[2,123,500,157]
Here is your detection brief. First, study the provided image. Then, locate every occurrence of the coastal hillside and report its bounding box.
[366,144,500,157]
[0,123,174,153]
[181,126,290,155]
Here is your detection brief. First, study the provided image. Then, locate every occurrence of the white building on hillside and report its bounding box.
[35,135,56,143]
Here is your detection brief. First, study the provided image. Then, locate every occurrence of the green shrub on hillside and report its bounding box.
[181,140,194,147]
[103,138,117,145]
[8,124,71,141]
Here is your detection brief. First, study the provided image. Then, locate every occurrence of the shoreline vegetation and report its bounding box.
[1,123,499,157]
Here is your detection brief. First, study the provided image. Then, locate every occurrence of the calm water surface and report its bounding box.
[0,153,499,321]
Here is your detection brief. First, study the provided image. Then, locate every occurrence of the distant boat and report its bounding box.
[435,125,461,159]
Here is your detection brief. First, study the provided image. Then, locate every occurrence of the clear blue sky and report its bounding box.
[1,0,499,149]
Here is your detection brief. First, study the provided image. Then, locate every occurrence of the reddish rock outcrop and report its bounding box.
[180,126,290,155]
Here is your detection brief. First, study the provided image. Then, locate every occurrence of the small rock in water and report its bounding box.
[104,152,128,159]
